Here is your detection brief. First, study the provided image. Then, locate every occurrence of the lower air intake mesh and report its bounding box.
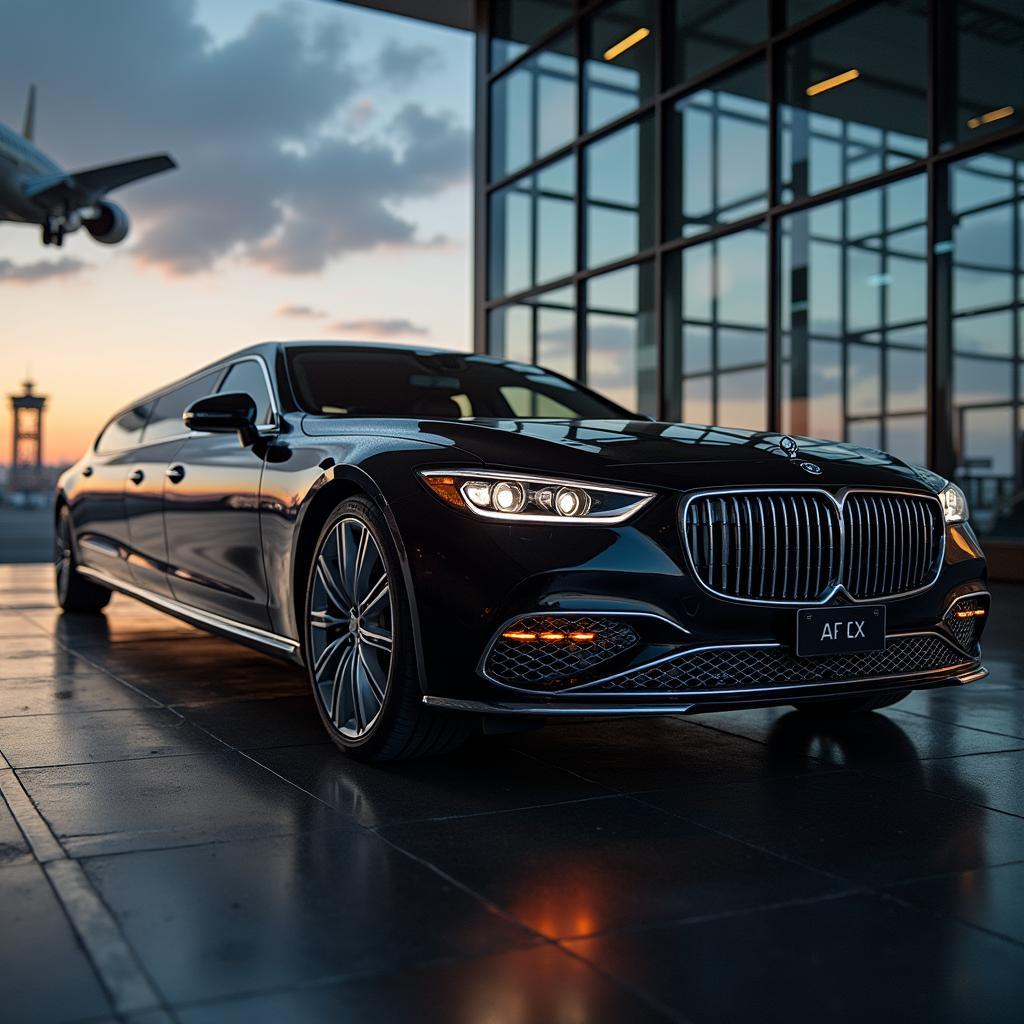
[589,634,974,694]
[943,597,986,652]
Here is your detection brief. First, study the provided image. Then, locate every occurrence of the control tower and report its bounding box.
[8,379,47,494]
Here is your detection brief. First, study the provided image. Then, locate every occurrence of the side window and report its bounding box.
[500,386,578,418]
[218,360,273,424]
[95,405,150,453]
[143,371,220,443]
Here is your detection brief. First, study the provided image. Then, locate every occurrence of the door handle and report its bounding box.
[130,469,145,485]
[82,466,93,477]
[166,464,186,484]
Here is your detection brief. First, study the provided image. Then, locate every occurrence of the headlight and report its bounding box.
[419,469,654,524]
[938,481,969,524]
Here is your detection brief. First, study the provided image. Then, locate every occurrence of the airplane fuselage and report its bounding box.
[0,121,63,225]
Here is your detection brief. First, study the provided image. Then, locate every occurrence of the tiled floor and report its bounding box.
[1,563,1023,1023]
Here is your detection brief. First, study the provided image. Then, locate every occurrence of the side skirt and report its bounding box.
[77,565,301,661]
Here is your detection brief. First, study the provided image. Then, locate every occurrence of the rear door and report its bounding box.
[123,371,222,597]
[73,405,151,586]
[162,357,276,628]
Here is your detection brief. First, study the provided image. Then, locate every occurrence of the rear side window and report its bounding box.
[218,360,274,424]
[143,371,220,443]
[96,405,150,453]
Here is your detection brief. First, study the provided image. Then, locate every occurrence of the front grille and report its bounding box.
[589,634,974,695]
[842,493,944,599]
[485,616,638,687]
[943,596,986,652]
[682,489,942,603]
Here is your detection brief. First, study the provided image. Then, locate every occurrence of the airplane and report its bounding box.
[0,85,176,247]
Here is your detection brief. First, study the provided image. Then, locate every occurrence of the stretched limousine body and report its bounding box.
[55,342,989,759]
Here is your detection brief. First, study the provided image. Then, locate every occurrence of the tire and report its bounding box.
[791,689,910,716]
[303,496,475,761]
[55,505,111,613]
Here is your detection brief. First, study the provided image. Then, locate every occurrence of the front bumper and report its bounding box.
[391,480,989,710]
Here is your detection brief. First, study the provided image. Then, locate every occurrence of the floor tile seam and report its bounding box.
[624,789,854,885]
[873,885,1024,951]
[0,704,160,720]
[44,857,170,1017]
[4,746,237,772]
[0,765,170,1016]
[504,744,624,791]
[229,746,349,811]
[851,764,1024,820]
[546,941,694,1024]
[555,885,867,948]
[876,855,1024,893]
[13,747,265,779]
[372,827,554,943]
[157,941,679,1022]
[890,707,1024,741]
[368,791,622,830]
[69,821,368,864]
[41,632,176,709]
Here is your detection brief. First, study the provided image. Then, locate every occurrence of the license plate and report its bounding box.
[796,605,886,657]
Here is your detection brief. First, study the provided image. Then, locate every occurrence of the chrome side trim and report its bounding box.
[679,486,947,607]
[77,565,299,654]
[423,697,696,716]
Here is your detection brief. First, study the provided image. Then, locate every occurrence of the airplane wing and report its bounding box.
[22,154,176,209]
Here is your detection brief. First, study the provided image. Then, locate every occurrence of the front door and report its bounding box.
[161,358,276,629]
[123,371,221,597]
[162,433,268,626]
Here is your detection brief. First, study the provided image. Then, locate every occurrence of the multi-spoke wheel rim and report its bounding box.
[55,515,72,601]
[308,516,394,740]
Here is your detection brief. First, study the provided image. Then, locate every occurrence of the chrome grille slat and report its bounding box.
[683,490,943,604]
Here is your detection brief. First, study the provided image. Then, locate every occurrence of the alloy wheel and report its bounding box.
[308,515,394,739]
[55,514,72,602]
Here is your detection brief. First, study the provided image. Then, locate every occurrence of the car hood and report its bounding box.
[302,416,941,492]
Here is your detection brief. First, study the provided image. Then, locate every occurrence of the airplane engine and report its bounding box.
[83,201,129,244]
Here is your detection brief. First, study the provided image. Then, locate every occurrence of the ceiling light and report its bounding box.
[806,68,860,97]
[967,106,1015,129]
[603,27,650,62]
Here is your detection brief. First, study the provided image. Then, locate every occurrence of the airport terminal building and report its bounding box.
[378,0,1024,573]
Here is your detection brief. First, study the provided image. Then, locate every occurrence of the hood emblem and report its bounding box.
[799,461,822,476]
[778,435,799,459]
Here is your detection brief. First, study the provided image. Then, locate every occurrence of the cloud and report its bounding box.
[0,2,470,276]
[276,304,327,318]
[329,318,430,338]
[0,257,89,283]
[377,39,443,86]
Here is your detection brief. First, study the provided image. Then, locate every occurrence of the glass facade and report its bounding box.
[480,0,1024,552]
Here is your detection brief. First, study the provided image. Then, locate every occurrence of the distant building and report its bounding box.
[361,0,1024,575]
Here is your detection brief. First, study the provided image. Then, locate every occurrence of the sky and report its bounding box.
[0,0,473,464]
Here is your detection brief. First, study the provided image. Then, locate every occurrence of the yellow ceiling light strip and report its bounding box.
[806,68,860,97]
[967,106,1015,130]
[603,27,650,62]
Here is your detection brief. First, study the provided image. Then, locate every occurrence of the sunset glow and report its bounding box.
[0,0,473,465]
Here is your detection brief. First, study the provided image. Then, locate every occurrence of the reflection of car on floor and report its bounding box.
[54,342,990,760]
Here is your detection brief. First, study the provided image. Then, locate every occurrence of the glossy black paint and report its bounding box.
[58,341,989,712]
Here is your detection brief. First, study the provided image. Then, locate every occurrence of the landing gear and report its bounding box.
[42,220,65,246]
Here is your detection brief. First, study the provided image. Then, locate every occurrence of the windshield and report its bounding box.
[286,347,635,420]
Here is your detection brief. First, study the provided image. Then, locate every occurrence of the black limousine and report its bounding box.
[55,342,989,759]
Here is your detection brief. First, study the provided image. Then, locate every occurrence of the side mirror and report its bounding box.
[183,392,259,446]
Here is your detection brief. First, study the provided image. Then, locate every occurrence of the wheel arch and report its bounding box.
[290,465,429,692]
